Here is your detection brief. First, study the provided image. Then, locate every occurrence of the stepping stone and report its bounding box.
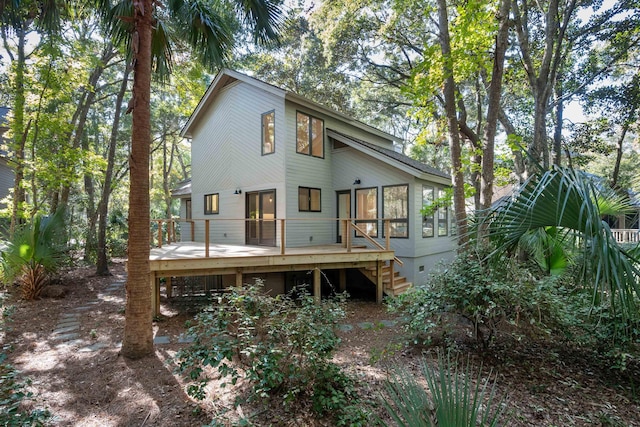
[60,313,80,320]
[73,306,95,312]
[53,325,79,335]
[78,342,109,352]
[177,334,195,344]
[337,324,353,332]
[153,336,171,345]
[52,332,80,341]
[380,319,397,327]
[56,339,86,349]
[56,320,80,328]
[357,322,374,330]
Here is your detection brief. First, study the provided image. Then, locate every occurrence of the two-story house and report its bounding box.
[166,69,455,303]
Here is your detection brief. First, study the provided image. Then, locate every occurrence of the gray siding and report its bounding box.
[190,81,286,244]
[0,158,13,209]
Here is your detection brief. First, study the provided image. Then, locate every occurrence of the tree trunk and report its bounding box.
[10,26,27,235]
[611,123,628,189]
[122,0,154,359]
[437,0,468,246]
[96,65,130,276]
[480,0,510,212]
[553,78,564,166]
[84,132,98,262]
[59,44,115,213]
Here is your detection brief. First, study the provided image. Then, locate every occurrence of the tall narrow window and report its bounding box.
[422,186,434,237]
[438,188,448,236]
[185,198,192,219]
[355,187,377,237]
[262,110,275,155]
[204,193,219,215]
[298,187,321,212]
[383,184,408,238]
[296,111,324,158]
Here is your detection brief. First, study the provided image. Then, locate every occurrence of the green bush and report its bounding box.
[0,211,66,300]
[177,280,367,425]
[390,250,580,347]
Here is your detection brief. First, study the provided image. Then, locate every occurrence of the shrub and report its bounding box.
[177,280,367,425]
[389,250,580,347]
[381,350,507,426]
[0,211,66,300]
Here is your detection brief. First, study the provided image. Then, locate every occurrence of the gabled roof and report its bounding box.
[171,179,192,197]
[180,69,402,144]
[328,129,450,183]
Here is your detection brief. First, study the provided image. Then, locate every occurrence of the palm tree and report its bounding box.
[2,0,282,359]
[483,166,640,319]
[105,0,282,359]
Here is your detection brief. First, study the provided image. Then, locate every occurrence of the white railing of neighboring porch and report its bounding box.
[611,229,640,243]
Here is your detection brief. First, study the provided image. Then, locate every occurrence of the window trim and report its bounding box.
[204,193,219,215]
[298,186,322,212]
[355,186,378,238]
[422,185,434,238]
[296,111,324,159]
[382,184,409,239]
[261,110,275,155]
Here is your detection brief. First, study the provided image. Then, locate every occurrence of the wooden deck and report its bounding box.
[149,242,396,315]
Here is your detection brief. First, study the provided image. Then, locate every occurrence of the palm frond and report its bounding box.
[484,166,640,317]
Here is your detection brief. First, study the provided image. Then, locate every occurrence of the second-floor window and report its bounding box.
[204,193,219,214]
[296,112,324,158]
[262,110,275,155]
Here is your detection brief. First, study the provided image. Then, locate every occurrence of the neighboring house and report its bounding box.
[174,69,455,293]
[0,107,14,210]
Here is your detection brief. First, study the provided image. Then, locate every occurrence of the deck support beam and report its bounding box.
[376,260,383,303]
[339,269,346,293]
[313,266,321,303]
[166,276,172,299]
[151,272,160,317]
[235,269,243,287]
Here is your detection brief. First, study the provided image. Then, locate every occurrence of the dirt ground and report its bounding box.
[2,261,640,426]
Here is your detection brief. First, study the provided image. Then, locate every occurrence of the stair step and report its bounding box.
[384,282,412,297]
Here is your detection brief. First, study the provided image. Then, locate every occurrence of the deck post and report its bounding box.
[205,220,210,258]
[157,220,163,248]
[166,276,172,299]
[376,261,383,303]
[235,269,243,287]
[385,219,390,250]
[339,269,346,292]
[280,219,285,255]
[341,220,347,248]
[190,220,194,241]
[388,259,394,292]
[346,221,352,253]
[151,272,160,317]
[313,267,321,303]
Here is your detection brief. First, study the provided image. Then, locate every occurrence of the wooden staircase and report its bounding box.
[360,262,412,297]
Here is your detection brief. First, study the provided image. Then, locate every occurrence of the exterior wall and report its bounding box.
[0,158,13,209]
[331,145,456,284]
[281,100,400,248]
[189,81,286,244]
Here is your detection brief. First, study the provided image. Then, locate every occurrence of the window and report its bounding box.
[438,188,448,236]
[204,193,219,214]
[298,187,321,212]
[355,187,377,237]
[262,110,275,155]
[296,111,324,158]
[383,184,408,238]
[422,186,434,238]
[185,198,192,219]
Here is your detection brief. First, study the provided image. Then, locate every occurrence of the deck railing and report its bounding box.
[151,217,403,260]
